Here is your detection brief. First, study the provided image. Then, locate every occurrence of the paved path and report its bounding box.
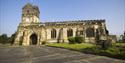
[0,46,125,63]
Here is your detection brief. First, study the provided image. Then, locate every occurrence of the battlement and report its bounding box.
[43,19,105,26]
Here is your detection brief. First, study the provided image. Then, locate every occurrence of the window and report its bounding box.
[86,28,95,37]
[27,10,29,13]
[51,29,56,39]
[99,28,104,35]
[80,30,83,35]
[67,29,73,37]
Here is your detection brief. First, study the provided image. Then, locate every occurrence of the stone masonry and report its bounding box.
[14,3,108,46]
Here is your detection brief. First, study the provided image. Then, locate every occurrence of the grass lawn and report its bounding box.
[47,43,95,51]
[113,42,125,47]
[0,44,20,48]
[47,42,125,60]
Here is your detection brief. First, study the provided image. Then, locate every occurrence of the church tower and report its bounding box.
[21,3,40,23]
[14,3,41,45]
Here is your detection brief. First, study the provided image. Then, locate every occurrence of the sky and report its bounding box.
[0,0,125,36]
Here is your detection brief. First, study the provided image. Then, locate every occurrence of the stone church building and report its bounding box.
[14,3,108,46]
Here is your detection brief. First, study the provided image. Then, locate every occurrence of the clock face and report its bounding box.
[26,17,30,22]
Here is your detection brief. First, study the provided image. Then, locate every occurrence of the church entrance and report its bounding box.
[30,33,37,45]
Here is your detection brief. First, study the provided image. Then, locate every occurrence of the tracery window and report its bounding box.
[51,29,56,39]
[86,28,95,37]
[67,29,73,37]
[80,30,83,35]
[99,28,104,35]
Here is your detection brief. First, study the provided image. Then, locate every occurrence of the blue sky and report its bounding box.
[0,0,125,36]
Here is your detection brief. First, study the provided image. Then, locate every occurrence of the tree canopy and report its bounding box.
[0,32,16,45]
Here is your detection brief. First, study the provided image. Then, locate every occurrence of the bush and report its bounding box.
[0,33,16,45]
[75,36,84,43]
[68,36,84,44]
[0,34,9,44]
[106,47,120,55]
[68,37,75,44]
[96,40,112,49]
[119,51,125,59]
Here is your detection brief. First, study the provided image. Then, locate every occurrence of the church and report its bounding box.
[14,3,108,46]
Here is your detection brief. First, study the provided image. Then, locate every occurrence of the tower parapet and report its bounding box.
[21,3,40,24]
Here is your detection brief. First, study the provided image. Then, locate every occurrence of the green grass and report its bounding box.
[47,42,125,60]
[113,43,125,47]
[47,43,95,51]
[0,44,20,48]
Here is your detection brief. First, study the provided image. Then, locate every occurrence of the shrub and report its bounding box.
[75,36,84,43]
[68,36,84,44]
[105,47,120,55]
[0,34,9,44]
[96,40,112,49]
[119,51,125,59]
[68,37,75,44]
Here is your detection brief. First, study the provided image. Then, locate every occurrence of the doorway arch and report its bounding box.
[30,33,37,45]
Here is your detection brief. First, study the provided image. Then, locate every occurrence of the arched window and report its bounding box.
[86,28,95,37]
[67,29,73,37]
[51,29,56,39]
[80,30,84,35]
[27,10,29,13]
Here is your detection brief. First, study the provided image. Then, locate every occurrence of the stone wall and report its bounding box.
[14,19,108,46]
[14,3,108,46]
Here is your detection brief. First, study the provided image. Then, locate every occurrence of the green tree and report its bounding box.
[0,34,9,44]
[122,35,125,42]
[9,32,16,45]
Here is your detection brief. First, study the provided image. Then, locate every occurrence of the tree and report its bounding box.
[123,31,125,42]
[9,32,16,45]
[0,34,9,44]
[122,35,125,42]
[124,31,125,36]
[0,32,16,45]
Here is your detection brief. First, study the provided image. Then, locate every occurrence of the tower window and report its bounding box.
[27,10,29,13]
